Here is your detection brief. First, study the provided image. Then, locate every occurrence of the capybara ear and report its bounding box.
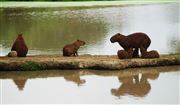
[116,33,121,35]
[18,33,23,37]
[77,39,80,41]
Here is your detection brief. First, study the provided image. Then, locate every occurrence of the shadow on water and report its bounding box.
[0,66,179,96]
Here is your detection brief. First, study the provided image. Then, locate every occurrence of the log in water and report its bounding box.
[0,54,179,71]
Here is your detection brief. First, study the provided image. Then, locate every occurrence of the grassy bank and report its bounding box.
[0,54,179,70]
[0,1,179,8]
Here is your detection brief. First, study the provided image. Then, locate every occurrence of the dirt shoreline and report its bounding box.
[0,54,179,71]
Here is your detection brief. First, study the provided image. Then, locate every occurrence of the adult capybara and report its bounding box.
[110,32,151,57]
[117,48,133,59]
[11,34,28,57]
[141,50,160,58]
[63,40,85,56]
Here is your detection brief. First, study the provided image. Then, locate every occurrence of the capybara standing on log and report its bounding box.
[117,48,133,59]
[11,34,28,57]
[110,32,151,57]
[141,50,160,58]
[63,40,85,56]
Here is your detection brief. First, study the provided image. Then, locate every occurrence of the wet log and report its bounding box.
[0,54,179,71]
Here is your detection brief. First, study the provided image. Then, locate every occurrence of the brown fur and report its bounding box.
[141,50,160,58]
[110,32,151,57]
[117,48,133,59]
[63,40,85,56]
[11,34,28,57]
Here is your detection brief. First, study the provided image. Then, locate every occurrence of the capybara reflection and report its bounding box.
[117,48,133,59]
[8,51,17,57]
[11,34,28,57]
[141,50,160,58]
[63,40,85,56]
[110,32,151,57]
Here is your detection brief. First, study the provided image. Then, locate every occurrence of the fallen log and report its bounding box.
[0,54,179,71]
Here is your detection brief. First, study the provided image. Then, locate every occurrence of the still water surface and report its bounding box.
[0,66,180,104]
[0,3,180,104]
[0,3,179,55]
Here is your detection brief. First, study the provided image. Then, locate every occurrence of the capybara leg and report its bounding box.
[140,46,146,56]
[73,53,76,56]
[133,75,139,83]
[76,52,78,56]
[133,48,139,58]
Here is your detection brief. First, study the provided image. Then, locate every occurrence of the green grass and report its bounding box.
[19,61,46,70]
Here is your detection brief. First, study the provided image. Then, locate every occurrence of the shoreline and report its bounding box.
[0,1,178,8]
[0,65,179,79]
[0,54,179,71]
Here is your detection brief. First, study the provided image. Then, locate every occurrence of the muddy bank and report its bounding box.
[0,54,179,71]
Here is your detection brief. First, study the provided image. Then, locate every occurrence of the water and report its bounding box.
[0,3,180,104]
[0,3,179,56]
[0,66,180,104]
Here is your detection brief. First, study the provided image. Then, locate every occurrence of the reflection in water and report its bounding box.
[0,66,177,92]
[64,73,86,86]
[0,66,179,104]
[13,79,27,91]
[111,72,159,97]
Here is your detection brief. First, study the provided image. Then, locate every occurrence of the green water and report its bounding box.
[0,3,179,55]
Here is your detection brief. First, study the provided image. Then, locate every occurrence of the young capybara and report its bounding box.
[117,48,133,59]
[11,34,28,57]
[110,32,151,58]
[8,51,17,57]
[141,50,159,58]
[63,40,85,56]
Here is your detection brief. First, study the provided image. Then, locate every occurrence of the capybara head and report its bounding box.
[17,34,24,40]
[76,39,85,46]
[110,33,123,43]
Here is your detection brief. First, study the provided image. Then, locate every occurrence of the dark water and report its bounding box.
[0,3,179,56]
[0,66,180,104]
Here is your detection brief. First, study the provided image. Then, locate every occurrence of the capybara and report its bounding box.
[141,50,160,58]
[110,32,151,57]
[117,48,133,59]
[11,34,28,57]
[8,51,17,57]
[63,40,85,56]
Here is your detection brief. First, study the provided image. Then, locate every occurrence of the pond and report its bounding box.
[0,3,179,56]
[0,66,180,104]
[0,2,180,104]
